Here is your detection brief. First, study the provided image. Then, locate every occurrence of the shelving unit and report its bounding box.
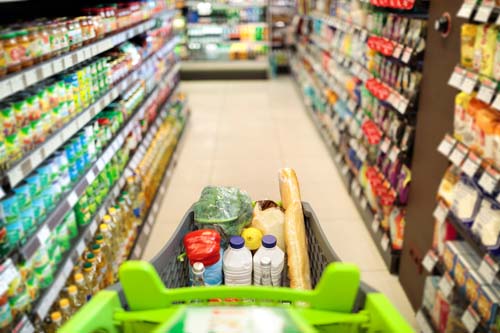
[180,0,270,78]
[269,0,295,72]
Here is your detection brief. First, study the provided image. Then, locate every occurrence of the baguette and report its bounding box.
[279,168,312,290]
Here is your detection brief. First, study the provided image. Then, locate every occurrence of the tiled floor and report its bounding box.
[143,77,417,327]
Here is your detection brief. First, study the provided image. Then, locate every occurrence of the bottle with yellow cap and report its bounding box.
[67,285,83,311]
[59,298,71,321]
[73,273,91,303]
[101,215,119,254]
[95,235,113,286]
[83,262,99,297]
[108,207,125,243]
[47,311,62,333]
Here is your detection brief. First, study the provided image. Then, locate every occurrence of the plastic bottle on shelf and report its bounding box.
[83,262,99,297]
[74,273,91,302]
[59,298,71,321]
[259,257,272,286]
[99,224,118,281]
[47,311,63,333]
[67,285,83,312]
[253,235,284,287]
[101,217,119,255]
[95,235,113,287]
[108,207,125,242]
[223,236,252,286]
[191,262,205,287]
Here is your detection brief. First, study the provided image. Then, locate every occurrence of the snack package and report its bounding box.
[279,168,311,290]
[389,207,405,250]
[461,24,477,69]
[193,186,253,242]
[473,25,486,73]
[454,92,473,144]
[471,198,500,255]
[450,176,482,226]
[480,25,497,77]
[251,200,286,252]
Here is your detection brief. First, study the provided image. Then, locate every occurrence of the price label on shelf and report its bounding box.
[0,259,19,289]
[461,305,480,333]
[358,146,368,161]
[381,233,390,251]
[371,217,380,232]
[439,272,455,298]
[397,97,409,114]
[10,76,23,93]
[389,145,400,162]
[474,5,494,22]
[97,158,105,171]
[380,137,391,153]
[52,59,63,73]
[347,98,357,112]
[492,93,500,111]
[479,167,499,193]
[422,250,439,273]
[341,164,350,176]
[143,224,151,236]
[433,201,449,223]
[392,44,404,59]
[462,152,481,178]
[448,66,466,89]
[461,71,479,94]
[76,240,86,256]
[457,3,475,18]
[437,135,457,157]
[401,47,413,64]
[449,143,468,166]
[37,225,51,244]
[23,69,37,86]
[67,191,78,207]
[86,170,96,184]
[478,254,500,284]
[477,79,496,104]
[0,80,12,99]
[361,197,368,210]
[352,182,362,198]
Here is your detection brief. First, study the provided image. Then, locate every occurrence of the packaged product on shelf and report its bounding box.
[476,285,500,326]
[471,198,500,254]
[450,175,482,226]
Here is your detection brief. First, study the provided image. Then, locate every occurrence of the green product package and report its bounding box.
[193,186,253,242]
[64,211,79,239]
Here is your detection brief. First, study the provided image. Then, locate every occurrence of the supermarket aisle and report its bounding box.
[143,77,416,327]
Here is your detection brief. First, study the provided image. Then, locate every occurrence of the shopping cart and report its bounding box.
[59,202,415,333]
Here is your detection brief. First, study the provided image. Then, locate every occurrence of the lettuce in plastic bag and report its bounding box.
[193,186,253,242]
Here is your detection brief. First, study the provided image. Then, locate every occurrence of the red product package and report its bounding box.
[183,229,221,266]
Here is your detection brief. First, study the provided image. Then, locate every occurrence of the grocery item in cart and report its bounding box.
[253,235,284,286]
[183,229,223,286]
[279,168,312,290]
[251,200,285,252]
[223,236,252,286]
[193,186,253,242]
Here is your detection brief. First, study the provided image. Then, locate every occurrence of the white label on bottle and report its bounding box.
[461,306,480,333]
[461,72,478,94]
[462,153,480,178]
[437,135,456,156]
[439,273,455,298]
[457,3,475,18]
[479,169,499,193]
[380,137,391,153]
[381,234,390,251]
[422,250,439,273]
[477,84,495,104]
[433,202,449,223]
[449,144,467,166]
[478,254,500,284]
[416,310,433,333]
[67,191,78,207]
[474,5,494,22]
[371,218,380,232]
[448,67,465,89]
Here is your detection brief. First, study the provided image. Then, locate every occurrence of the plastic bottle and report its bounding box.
[108,207,125,242]
[59,298,71,321]
[99,224,118,281]
[67,285,82,311]
[191,262,205,287]
[47,311,62,333]
[253,235,284,287]
[223,236,252,286]
[83,262,99,297]
[74,273,90,302]
[95,235,113,287]
[259,257,272,286]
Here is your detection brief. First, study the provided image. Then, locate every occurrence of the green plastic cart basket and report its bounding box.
[59,202,415,333]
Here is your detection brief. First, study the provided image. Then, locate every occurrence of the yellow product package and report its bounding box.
[461,24,477,69]
[493,30,500,80]
[473,25,486,73]
[479,25,497,77]
[454,92,473,143]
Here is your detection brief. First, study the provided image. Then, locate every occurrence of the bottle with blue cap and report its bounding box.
[223,236,253,286]
[253,235,284,286]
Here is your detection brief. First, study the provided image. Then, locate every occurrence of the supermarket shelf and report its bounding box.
[130,104,190,260]
[181,59,269,79]
[185,1,267,8]
[457,2,500,25]
[2,36,180,190]
[187,39,269,45]
[292,60,401,274]
[187,22,268,27]
[16,62,180,268]
[30,67,181,321]
[310,11,421,66]
[0,9,176,102]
